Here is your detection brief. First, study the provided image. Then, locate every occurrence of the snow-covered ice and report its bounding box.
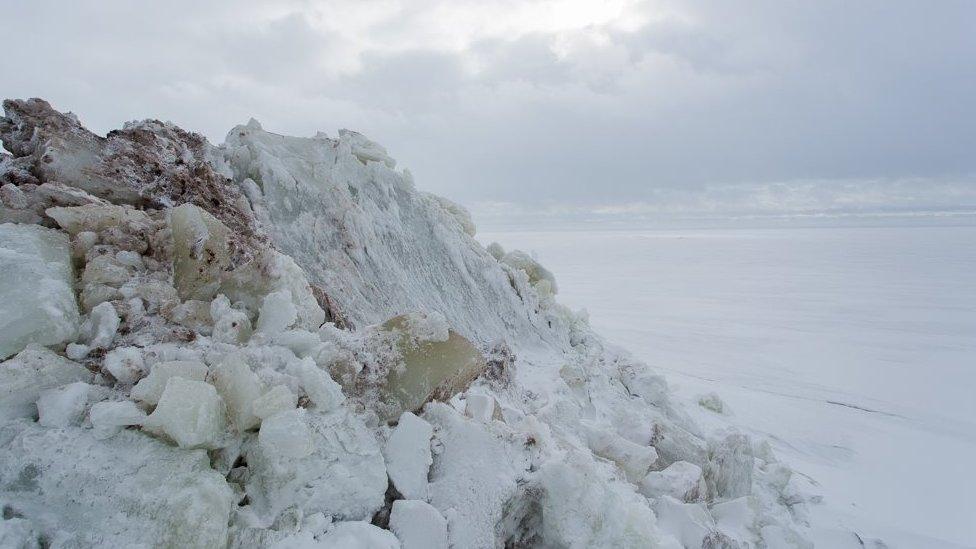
[383,412,434,501]
[389,499,449,549]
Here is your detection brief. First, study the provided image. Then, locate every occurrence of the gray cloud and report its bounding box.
[2,0,973,214]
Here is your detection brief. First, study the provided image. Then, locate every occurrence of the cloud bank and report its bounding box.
[2,0,974,216]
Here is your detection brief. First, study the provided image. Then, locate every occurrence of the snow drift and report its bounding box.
[0,98,815,548]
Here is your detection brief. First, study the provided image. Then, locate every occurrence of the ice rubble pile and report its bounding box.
[0,98,816,548]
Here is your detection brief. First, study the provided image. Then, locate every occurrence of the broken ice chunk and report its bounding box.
[0,223,81,359]
[338,128,396,168]
[295,357,345,411]
[652,496,715,549]
[639,461,705,502]
[246,409,388,522]
[0,346,90,421]
[252,384,297,420]
[698,392,729,415]
[390,500,449,549]
[36,382,90,428]
[499,249,558,296]
[144,377,227,449]
[376,314,486,422]
[211,353,263,432]
[130,360,208,405]
[102,346,146,384]
[79,301,120,350]
[256,289,298,336]
[383,412,434,501]
[170,203,233,301]
[584,424,658,483]
[258,409,313,459]
[464,393,496,422]
[703,433,754,501]
[46,204,151,235]
[210,294,252,344]
[89,400,147,439]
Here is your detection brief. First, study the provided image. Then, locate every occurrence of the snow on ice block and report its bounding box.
[170,203,233,301]
[252,384,297,420]
[89,400,147,439]
[390,500,448,549]
[424,403,529,548]
[0,346,89,421]
[211,353,263,431]
[639,461,705,502]
[130,359,208,405]
[383,412,434,501]
[36,382,90,428]
[318,521,400,549]
[246,409,388,523]
[259,409,312,459]
[377,314,485,422]
[144,377,226,449]
[0,422,234,548]
[0,223,80,359]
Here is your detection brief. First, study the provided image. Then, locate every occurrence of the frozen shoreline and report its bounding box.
[481,223,976,547]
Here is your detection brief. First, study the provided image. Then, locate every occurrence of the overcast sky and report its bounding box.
[2,0,974,215]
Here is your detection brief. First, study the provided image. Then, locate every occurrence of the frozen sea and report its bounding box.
[481,219,976,548]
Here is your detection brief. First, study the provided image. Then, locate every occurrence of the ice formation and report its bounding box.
[0,98,815,547]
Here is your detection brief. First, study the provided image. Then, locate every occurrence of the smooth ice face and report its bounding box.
[377,314,485,422]
[144,377,227,449]
[390,500,449,549]
[383,412,434,501]
[258,409,312,459]
[130,360,209,405]
[0,223,80,359]
[170,203,233,301]
[0,346,90,421]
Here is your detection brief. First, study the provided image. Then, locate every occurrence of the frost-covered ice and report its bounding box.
[0,98,819,548]
[483,223,976,548]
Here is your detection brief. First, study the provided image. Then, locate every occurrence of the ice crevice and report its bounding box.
[0,98,815,548]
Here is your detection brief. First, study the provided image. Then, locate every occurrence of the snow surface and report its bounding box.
[482,223,976,548]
